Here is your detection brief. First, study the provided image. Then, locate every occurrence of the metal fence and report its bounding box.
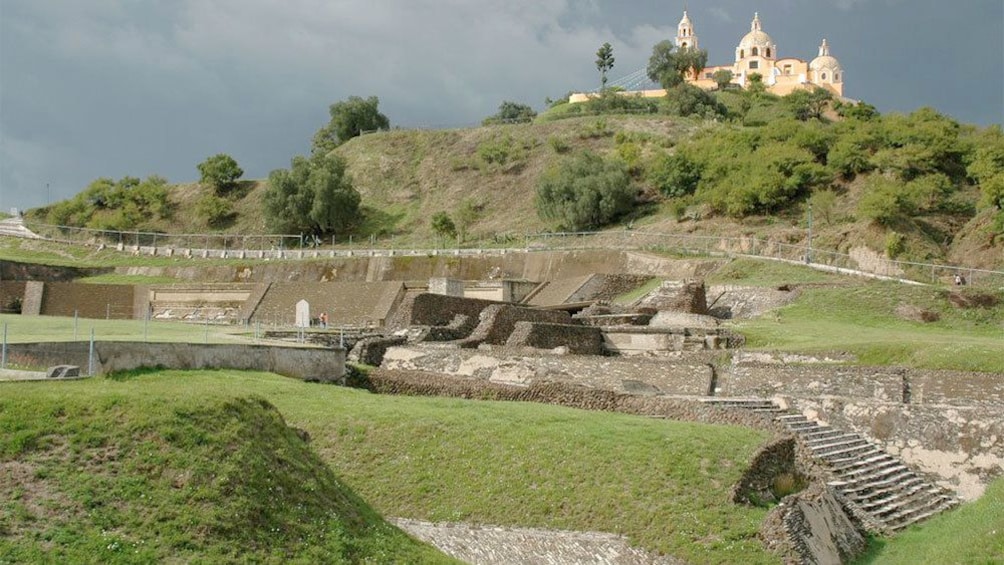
[18,222,1004,289]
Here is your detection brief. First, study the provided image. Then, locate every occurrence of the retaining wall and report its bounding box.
[458,305,572,348]
[2,342,344,381]
[0,281,27,313]
[409,294,501,327]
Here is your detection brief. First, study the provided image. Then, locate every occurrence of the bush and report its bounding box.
[263,154,361,236]
[548,136,570,154]
[535,151,635,231]
[196,194,235,228]
[661,84,726,119]
[483,101,536,125]
[476,134,529,169]
[885,231,907,258]
[857,176,915,226]
[648,152,700,198]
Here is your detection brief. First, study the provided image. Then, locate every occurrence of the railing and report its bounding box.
[15,222,1004,289]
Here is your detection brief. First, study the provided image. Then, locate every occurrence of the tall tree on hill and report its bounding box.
[312,96,390,155]
[712,69,734,91]
[595,42,615,91]
[197,153,243,194]
[263,153,361,236]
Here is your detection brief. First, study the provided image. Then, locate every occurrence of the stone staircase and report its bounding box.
[701,398,960,533]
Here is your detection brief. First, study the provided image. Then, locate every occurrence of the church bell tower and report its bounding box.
[676,10,698,50]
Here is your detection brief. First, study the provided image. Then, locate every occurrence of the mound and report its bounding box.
[0,393,452,564]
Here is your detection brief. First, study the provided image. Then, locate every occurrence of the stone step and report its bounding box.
[751,407,786,413]
[828,452,898,473]
[799,428,843,440]
[814,439,873,458]
[888,498,958,531]
[785,422,820,433]
[872,491,947,521]
[701,399,779,410]
[821,444,884,463]
[856,481,931,510]
[837,459,906,481]
[776,414,809,423]
[842,469,917,495]
[804,431,859,444]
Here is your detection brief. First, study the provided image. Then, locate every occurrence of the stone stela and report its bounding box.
[295,299,310,328]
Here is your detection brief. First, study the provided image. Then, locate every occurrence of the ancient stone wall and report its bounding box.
[2,341,344,381]
[0,281,26,313]
[251,281,404,327]
[39,282,139,319]
[381,345,715,393]
[409,293,500,327]
[505,322,605,355]
[458,305,572,348]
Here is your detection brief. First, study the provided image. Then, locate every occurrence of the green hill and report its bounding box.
[0,384,455,564]
[2,370,776,564]
[25,101,1004,269]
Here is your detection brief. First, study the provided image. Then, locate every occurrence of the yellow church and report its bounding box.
[570,11,844,103]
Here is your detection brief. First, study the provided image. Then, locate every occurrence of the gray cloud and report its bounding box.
[1,0,1001,210]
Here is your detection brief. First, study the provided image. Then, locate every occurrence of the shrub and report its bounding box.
[885,231,907,258]
[263,153,361,236]
[476,134,529,169]
[548,136,570,154]
[482,101,536,125]
[857,176,915,226]
[809,189,838,225]
[648,152,700,198]
[661,84,726,119]
[197,154,243,194]
[430,212,457,240]
[535,151,635,231]
[196,194,235,228]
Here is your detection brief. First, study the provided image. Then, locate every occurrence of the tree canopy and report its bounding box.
[483,101,537,125]
[646,41,707,91]
[263,153,361,236]
[197,153,243,194]
[535,151,634,231]
[312,96,390,155]
[595,42,615,90]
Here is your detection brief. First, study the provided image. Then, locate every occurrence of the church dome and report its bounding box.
[810,39,842,72]
[736,13,776,59]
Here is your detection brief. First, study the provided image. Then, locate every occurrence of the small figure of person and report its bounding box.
[319,312,328,328]
[954,274,966,286]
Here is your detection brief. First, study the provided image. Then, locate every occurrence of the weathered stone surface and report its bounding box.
[457,304,572,349]
[348,336,407,366]
[635,279,707,314]
[505,321,605,355]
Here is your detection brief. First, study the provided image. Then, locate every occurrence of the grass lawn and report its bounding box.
[2,370,777,564]
[857,477,1004,564]
[732,282,1004,372]
[0,314,255,345]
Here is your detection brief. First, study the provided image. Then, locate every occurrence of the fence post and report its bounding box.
[204,318,209,344]
[74,310,78,340]
[88,328,95,376]
[1,322,7,370]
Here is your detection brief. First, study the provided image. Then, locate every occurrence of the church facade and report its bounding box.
[682,11,844,97]
[568,11,844,104]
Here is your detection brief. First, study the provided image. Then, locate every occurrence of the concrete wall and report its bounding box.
[0,281,26,313]
[2,341,344,382]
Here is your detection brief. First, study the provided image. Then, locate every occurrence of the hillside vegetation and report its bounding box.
[26,91,1004,270]
[2,370,776,564]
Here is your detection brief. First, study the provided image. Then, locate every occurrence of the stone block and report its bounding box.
[46,365,80,379]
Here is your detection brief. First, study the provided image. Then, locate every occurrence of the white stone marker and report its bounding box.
[295,300,311,328]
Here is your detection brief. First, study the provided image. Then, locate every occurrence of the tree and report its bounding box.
[648,152,701,198]
[647,41,684,90]
[197,153,243,194]
[711,69,733,91]
[482,101,537,125]
[535,151,634,231]
[312,96,390,155]
[430,212,457,242]
[784,88,833,121]
[746,73,766,94]
[646,41,708,91]
[595,42,615,91]
[808,189,838,225]
[263,153,361,236]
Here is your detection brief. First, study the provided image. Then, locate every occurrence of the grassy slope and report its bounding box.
[0,382,453,564]
[858,477,1004,565]
[709,259,1004,373]
[1,371,776,564]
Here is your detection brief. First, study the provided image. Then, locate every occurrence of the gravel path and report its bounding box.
[392,519,684,565]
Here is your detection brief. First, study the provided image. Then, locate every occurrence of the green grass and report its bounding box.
[613,277,662,304]
[856,477,1004,564]
[0,376,454,564]
[1,370,777,564]
[707,258,850,287]
[0,314,252,345]
[76,274,180,285]
[731,280,1004,372]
